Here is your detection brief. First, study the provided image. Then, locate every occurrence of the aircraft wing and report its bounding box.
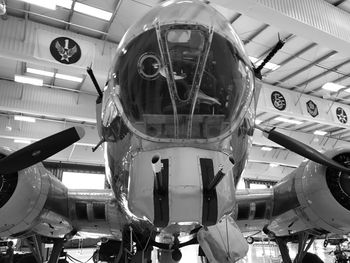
[234,188,273,234]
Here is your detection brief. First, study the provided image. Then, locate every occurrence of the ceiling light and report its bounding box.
[27,68,55,77]
[5,126,12,131]
[314,130,327,136]
[18,0,56,10]
[269,163,279,167]
[75,142,96,147]
[249,56,259,63]
[14,115,36,123]
[322,82,345,92]
[74,2,112,21]
[249,56,280,71]
[263,62,280,71]
[255,119,262,125]
[261,146,273,151]
[56,0,72,9]
[274,117,303,125]
[0,0,6,15]
[14,75,43,86]
[55,73,83,82]
[14,139,31,144]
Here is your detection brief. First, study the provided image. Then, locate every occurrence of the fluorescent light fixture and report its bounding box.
[74,2,112,21]
[314,130,327,136]
[261,146,273,151]
[14,139,31,144]
[75,142,96,147]
[26,68,83,83]
[263,62,280,71]
[18,0,56,10]
[249,56,280,71]
[14,75,43,86]
[27,68,55,77]
[55,73,83,83]
[274,117,303,125]
[322,82,345,92]
[255,119,262,125]
[14,115,36,123]
[62,172,105,189]
[269,163,279,167]
[56,0,73,9]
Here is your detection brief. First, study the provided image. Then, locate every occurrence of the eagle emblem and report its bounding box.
[55,41,77,62]
[336,107,348,124]
[50,37,81,64]
[271,91,286,111]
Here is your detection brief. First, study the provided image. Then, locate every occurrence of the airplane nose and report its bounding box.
[105,0,255,143]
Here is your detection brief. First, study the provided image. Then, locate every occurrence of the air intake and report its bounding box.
[326,153,350,210]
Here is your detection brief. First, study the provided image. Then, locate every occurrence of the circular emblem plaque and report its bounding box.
[271,91,286,111]
[50,37,81,64]
[336,107,348,124]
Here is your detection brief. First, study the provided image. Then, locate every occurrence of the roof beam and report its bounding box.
[101,0,122,41]
[273,51,337,86]
[242,24,269,45]
[296,58,350,88]
[211,0,350,57]
[65,0,77,31]
[263,43,317,77]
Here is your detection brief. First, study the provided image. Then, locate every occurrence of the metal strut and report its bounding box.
[23,235,43,263]
[263,225,316,263]
[294,233,315,263]
[48,238,65,263]
[274,237,292,263]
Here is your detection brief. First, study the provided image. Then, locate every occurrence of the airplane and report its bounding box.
[1,0,350,262]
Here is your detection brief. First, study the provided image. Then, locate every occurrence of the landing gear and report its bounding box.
[92,239,124,263]
[171,234,182,262]
[21,235,67,263]
[333,244,349,263]
[48,238,65,263]
[171,248,182,262]
[264,226,322,263]
[302,252,324,263]
[23,235,44,263]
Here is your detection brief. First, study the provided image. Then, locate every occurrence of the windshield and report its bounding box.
[109,24,254,142]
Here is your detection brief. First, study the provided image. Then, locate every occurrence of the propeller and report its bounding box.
[256,126,350,173]
[0,127,85,175]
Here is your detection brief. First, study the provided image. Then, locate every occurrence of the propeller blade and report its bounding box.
[0,127,85,175]
[258,126,350,173]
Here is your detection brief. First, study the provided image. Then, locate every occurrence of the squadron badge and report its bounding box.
[50,37,81,64]
[336,107,348,124]
[306,100,318,117]
[271,91,286,111]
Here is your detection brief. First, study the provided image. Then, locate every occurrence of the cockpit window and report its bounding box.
[167,29,192,43]
[110,24,254,142]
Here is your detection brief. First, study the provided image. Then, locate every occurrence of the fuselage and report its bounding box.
[99,0,258,239]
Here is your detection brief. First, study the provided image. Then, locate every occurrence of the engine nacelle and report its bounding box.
[268,148,350,236]
[0,148,73,238]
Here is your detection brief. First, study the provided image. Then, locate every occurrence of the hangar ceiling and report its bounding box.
[1,0,350,182]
